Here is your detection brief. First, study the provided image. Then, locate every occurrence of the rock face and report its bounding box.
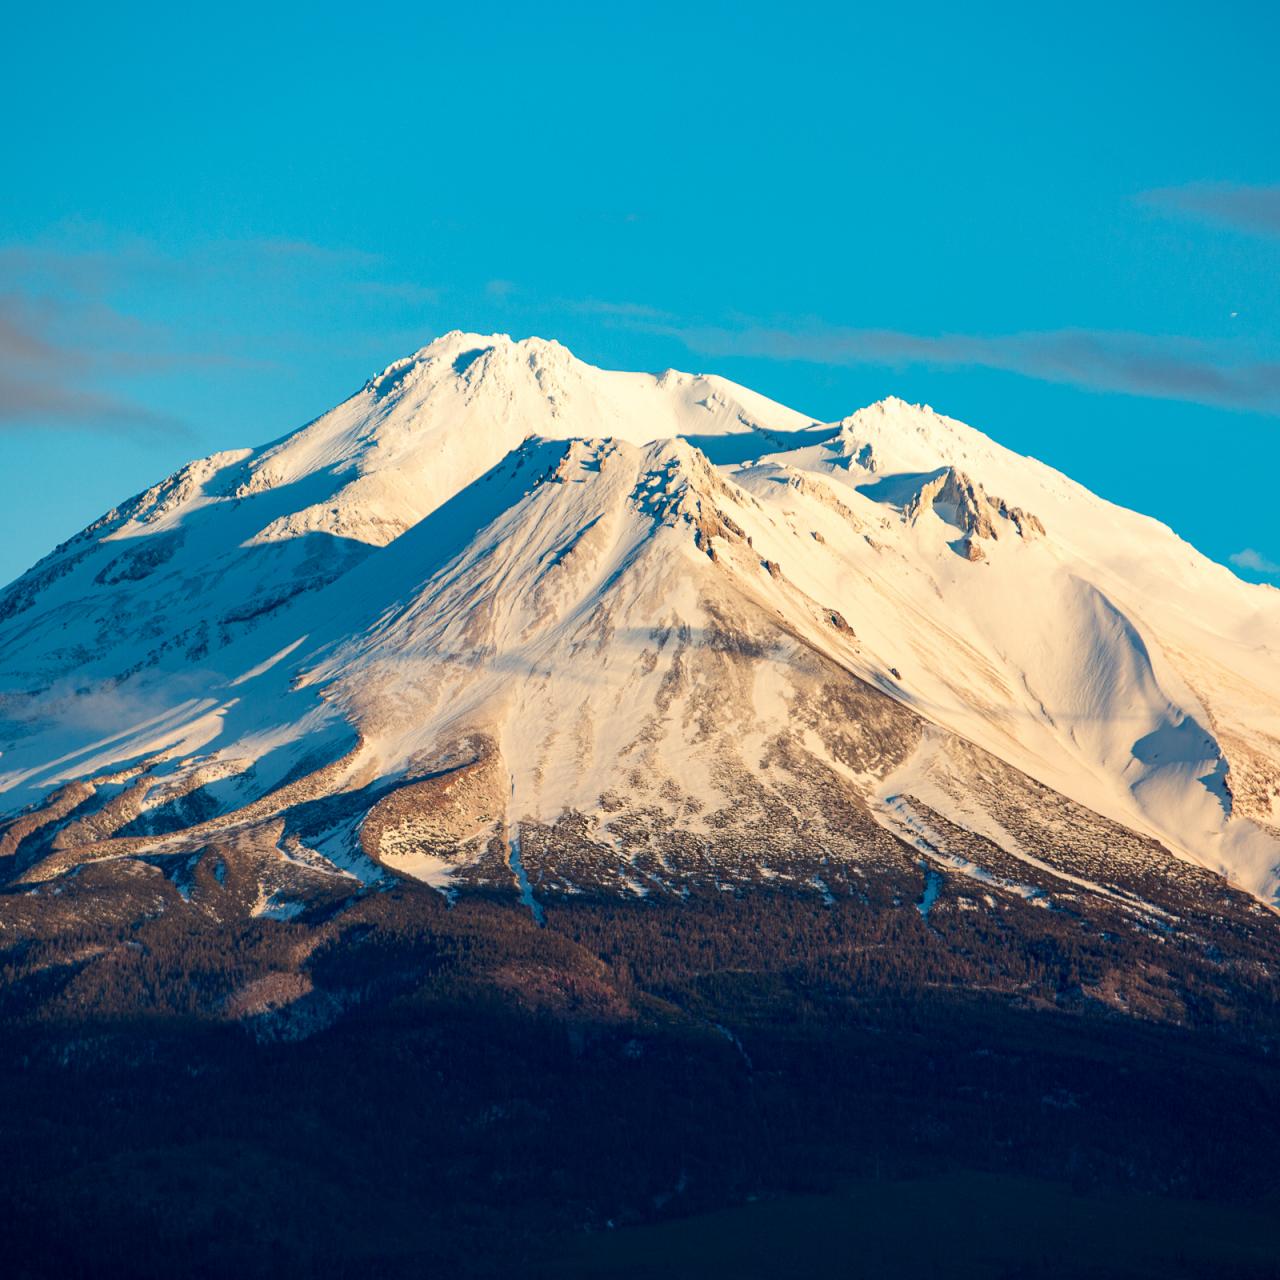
[1,329,1279,940]
[904,466,1045,544]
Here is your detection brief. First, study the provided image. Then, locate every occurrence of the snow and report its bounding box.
[508,824,544,926]
[250,887,307,921]
[877,728,1176,917]
[380,847,458,897]
[917,866,943,919]
[2,332,1279,906]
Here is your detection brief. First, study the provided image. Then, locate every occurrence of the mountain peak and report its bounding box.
[232,332,817,550]
[367,330,575,394]
[841,396,992,461]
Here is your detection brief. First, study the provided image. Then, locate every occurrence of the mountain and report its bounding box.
[5,332,1280,1276]
[2,329,1278,914]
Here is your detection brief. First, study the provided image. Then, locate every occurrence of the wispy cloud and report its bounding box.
[418,279,1280,415]
[354,280,442,305]
[0,232,401,303]
[564,297,673,322]
[0,232,161,293]
[0,232,415,435]
[1229,548,1280,576]
[0,294,189,436]
[656,322,1280,415]
[0,370,175,433]
[1137,183,1280,239]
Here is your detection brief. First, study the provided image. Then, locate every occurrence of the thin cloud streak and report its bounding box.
[0,234,394,300]
[1230,548,1280,576]
[0,295,191,437]
[563,297,674,322]
[1138,183,1280,238]
[354,280,442,305]
[657,323,1280,415]
[0,233,404,436]
[0,369,180,434]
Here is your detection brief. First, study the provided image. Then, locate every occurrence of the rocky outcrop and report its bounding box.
[359,733,505,876]
[904,467,1045,547]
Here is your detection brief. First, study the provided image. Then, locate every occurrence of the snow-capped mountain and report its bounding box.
[3,330,1279,924]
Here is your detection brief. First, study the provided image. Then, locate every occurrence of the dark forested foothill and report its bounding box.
[2,872,1279,1278]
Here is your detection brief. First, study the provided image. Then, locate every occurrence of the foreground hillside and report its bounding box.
[3,882,1280,1277]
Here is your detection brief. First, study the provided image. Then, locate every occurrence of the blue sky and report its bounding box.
[2,0,1278,586]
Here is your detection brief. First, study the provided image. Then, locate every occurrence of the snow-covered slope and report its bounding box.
[2,332,1278,913]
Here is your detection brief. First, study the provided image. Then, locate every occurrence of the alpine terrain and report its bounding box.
[3,332,1280,1277]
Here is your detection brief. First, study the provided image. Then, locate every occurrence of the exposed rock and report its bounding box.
[905,467,1044,543]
